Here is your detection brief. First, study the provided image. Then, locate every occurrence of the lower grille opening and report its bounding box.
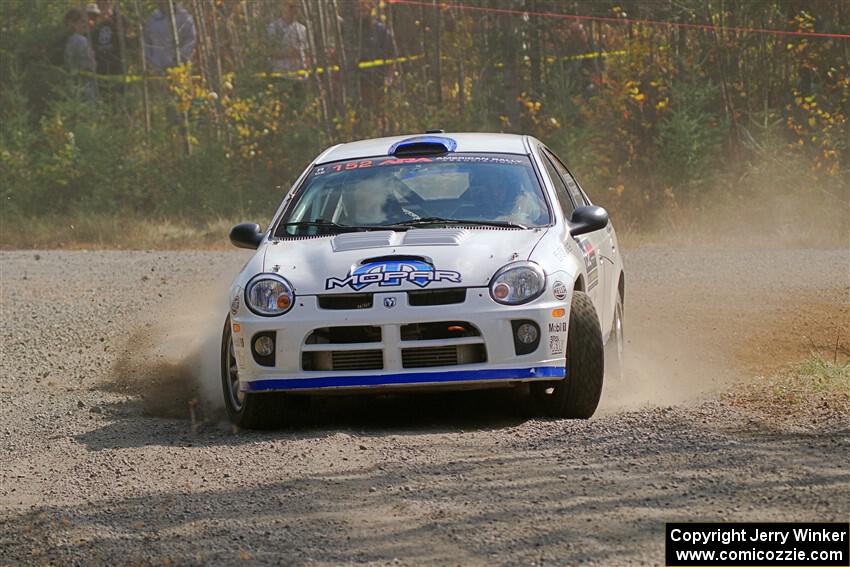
[408,288,466,306]
[401,344,486,369]
[302,350,384,371]
[317,294,373,310]
[306,325,382,344]
[400,321,480,341]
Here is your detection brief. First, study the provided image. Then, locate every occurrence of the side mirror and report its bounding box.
[568,206,609,237]
[229,222,264,249]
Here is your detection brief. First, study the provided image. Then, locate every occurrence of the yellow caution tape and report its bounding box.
[77,70,152,83]
[73,50,619,83]
[257,67,334,79]
[492,49,625,69]
[78,53,426,83]
[546,49,627,63]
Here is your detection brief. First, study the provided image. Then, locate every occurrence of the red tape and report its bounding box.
[387,0,850,40]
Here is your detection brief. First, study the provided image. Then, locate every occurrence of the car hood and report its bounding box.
[263,228,548,295]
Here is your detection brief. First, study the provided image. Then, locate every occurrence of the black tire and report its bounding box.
[221,316,283,430]
[604,291,625,381]
[532,291,604,419]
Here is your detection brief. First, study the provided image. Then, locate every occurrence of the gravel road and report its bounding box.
[1,247,848,565]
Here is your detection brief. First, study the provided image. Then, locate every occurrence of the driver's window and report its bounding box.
[541,152,574,216]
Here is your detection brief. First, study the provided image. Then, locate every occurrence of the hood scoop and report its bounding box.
[331,231,395,252]
[331,228,469,252]
[402,229,468,246]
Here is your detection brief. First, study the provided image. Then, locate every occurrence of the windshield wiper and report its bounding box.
[382,217,528,230]
[278,219,367,233]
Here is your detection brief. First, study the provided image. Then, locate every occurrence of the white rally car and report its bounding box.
[223,132,625,428]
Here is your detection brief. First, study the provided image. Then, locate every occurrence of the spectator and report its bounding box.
[266,0,309,79]
[354,1,396,108]
[85,3,100,32]
[63,8,97,100]
[92,0,129,96]
[563,23,598,96]
[143,0,196,75]
[93,0,127,76]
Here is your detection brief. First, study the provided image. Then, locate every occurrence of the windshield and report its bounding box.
[275,153,550,236]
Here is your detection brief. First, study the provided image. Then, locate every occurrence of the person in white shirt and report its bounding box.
[266,0,309,79]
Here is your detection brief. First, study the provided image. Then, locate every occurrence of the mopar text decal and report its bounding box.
[325,260,461,290]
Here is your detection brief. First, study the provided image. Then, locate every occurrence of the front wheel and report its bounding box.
[221,316,282,429]
[531,291,604,418]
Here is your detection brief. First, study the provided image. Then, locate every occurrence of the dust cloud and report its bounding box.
[598,173,849,413]
[108,282,229,420]
[599,321,735,413]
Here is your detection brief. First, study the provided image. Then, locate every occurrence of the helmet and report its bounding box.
[465,165,521,217]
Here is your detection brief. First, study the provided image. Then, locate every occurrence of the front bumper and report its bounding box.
[231,288,569,393]
[243,366,564,393]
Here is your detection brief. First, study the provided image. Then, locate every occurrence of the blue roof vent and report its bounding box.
[388,135,457,156]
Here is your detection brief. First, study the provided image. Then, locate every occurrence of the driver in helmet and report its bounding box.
[461,166,545,224]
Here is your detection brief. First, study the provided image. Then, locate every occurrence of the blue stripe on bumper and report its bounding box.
[242,366,566,392]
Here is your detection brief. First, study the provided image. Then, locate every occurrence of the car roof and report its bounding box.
[315,132,532,164]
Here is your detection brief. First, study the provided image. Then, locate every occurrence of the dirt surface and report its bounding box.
[1,247,848,566]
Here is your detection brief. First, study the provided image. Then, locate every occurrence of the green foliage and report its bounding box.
[0,0,848,239]
[795,355,850,391]
[656,79,727,191]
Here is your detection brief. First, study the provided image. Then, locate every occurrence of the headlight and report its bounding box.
[245,274,295,316]
[489,262,546,305]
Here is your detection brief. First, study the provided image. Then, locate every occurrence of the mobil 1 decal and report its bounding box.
[578,238,599,291]
[548,320,567,356]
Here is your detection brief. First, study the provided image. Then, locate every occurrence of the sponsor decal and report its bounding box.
[317,157,434,176]
[380,157,433,166]
[433,155,524,165]
[553,244,568,262]
[326,259,461,291]
[230,294,240,316]
[552,280,567,300]
[548,321,567,356]
[311,154,529,180]
[383,297,396,308]
[578,238,599,291]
